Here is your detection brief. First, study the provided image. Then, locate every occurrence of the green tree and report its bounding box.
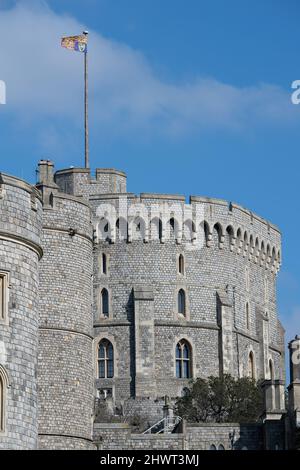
[175,374,264,423]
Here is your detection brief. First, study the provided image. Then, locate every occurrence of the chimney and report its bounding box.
[37,160,55,187]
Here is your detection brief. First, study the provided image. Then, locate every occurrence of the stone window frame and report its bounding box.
[247,349,256,380]
[177,253,185,276]
[0,271,10,326]
[0,365,9,436]
[98,286,113,320]
[94,334,118,380]
[208,443,226,451]
[100,252,109,276]
[174,336,195,379]
[174,285,190,321]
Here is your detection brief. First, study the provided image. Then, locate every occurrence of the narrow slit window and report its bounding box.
[101,288,109,317]
[179,254,184,275]
[178,289,186,315]
[102,254,107,274]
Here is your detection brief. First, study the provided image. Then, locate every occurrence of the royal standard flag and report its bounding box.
[61,34,87,53]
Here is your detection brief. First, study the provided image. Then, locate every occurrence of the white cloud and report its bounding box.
[0,1,297,139]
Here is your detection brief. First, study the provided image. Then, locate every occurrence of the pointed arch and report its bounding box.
[271,247,277,271]
[176,339,192,378]
[178,254,185,275]
[178,289,186,315]
[98,339,114,378]
[236,228,243,253]
[213,223,223,248]
[0,365,9,433]
[101,253,107,274]
[132,216,147,241]
[244,231,248,244]
[226,225,235,249]
[260,241,265,265]
[99,217,111,241]
[101,288,109,317]
[248,351,256,379]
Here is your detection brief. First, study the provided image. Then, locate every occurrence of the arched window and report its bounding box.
[178,254,185,275]
[176,340,192,378]
[99,218,111,241]
[0,275,4,320]
[246,302,250,330]
[248,352,255,379]
[0,272,8,323]
[0,369,7,433]
[0,374,3,432]
[98,339,114,378]
[102,253,107,274]
[178,289,186,315]
[101,288,109,317]
[218,444,225,451]
[209,444,217,450]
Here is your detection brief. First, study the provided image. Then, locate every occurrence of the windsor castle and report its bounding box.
[0,160,299,450]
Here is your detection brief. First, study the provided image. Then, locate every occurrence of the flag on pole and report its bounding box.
[61,34,88,53]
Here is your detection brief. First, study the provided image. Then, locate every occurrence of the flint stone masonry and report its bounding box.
[0,175,42,449]
[93,422,262,450]
[0,161,296,450]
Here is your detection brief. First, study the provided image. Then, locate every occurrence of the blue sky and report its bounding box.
[0,0,299,347]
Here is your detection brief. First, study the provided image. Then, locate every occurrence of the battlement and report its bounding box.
[54,166,127,197]
[90,192,281,274]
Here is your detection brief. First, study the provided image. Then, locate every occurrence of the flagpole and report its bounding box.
[83,31,89,168]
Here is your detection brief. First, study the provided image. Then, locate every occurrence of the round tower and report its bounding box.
[90,189,283,420]
[0,173,42,449]
[49,163,284,428]
[36,161,94,449]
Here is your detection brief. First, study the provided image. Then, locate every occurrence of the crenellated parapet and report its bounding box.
[90,192,281,275]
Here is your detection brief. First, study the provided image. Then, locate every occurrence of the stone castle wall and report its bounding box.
[0,174,42,449]
[93,422,263,451]
[0,162,290,450]
[37,188,95,449]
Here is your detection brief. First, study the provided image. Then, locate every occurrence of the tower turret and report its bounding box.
[36,162,95,449]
